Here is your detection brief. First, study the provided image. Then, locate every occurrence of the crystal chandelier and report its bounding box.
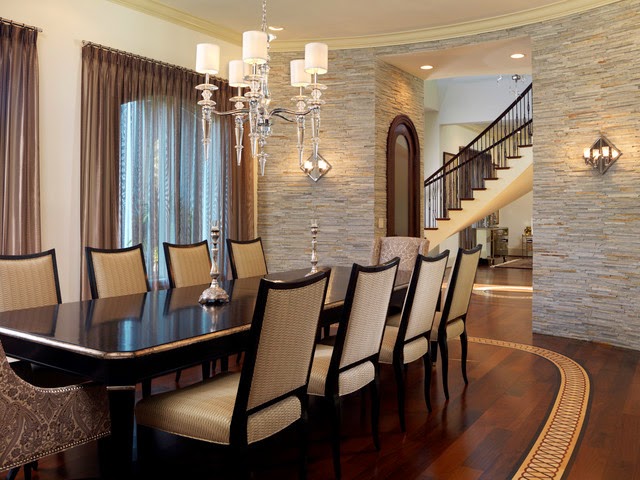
[195,0,331,181]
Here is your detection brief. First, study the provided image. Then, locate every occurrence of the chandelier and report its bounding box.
[195,0,331,181]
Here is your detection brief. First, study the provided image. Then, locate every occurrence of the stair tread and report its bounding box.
[436,217,451,221]
[494,167,511,170]
[448,207,463,211]
[460,197,475,201]
[519,144,533,148]
[484,177,499,180]
[472,187,487,191]
[424,227,438,231]
[506,155,522,159]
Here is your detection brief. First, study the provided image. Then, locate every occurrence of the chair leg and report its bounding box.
[439,337,450,400]
[370,376,381,451]
[298,414,309,479]
[142,378,152,398]
[175,369,182,383]
[393,361,406,431]
[221,356,229,372]
[460,331,468,384]
[430,340,438,366]
[328,394,342,479]
[6,467,19,480]
[201,361,210,380]
[422,353,432,412]
[23,463,32,480]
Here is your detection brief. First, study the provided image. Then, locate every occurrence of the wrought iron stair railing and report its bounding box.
[424,84,533,229]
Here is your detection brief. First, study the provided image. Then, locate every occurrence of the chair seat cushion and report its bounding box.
[379,326,429,365]
[431,312,465,341]
[136,372,301,445]
[307,344,375,397]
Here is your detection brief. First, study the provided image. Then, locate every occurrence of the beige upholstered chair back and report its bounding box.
[403,254,448,341]
[164,241,211,288]
[0,339,111,473]
[444,247,481,323]
[370,236,430,272]
[0,250,61,312]
[86,245,149,299]
[340,262,398,369]
[244,272,329,411]
[227,238,268,279]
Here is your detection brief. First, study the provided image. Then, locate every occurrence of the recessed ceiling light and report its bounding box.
[510,53,525,59]
[420,65,434,70]
[268,26,284,31]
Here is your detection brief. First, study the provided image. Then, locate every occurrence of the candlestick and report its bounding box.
[199,222,230,304]
[307,219,319,276]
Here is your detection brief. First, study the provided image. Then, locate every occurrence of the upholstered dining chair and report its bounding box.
[85,244,150,300]
[163,240,228,381]
[0,249,63,372]
[136,270,330,477]
[431,245,482,400]
[370,236,430,273]
[379,251,449,431]
[226,237,268,279]
[163,240,211,288]
[0,339,111,480]
[307,258,400,479]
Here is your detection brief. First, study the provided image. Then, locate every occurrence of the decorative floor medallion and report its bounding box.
[470,337,590,480]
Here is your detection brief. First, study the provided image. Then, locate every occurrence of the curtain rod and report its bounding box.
[0,17,43,32]
[81,40,226,83]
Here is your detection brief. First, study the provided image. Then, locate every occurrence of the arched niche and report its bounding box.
[386,114,420,237]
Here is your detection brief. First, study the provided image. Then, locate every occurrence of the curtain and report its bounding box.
[81,44,254,297]
[0,21,40,255]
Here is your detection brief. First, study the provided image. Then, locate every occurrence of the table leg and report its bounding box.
[105,386,137,473]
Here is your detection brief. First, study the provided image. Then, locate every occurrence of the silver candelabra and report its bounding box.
[199,222,229,305]
[307,219,319,275]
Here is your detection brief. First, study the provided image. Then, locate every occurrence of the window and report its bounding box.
[119,97,220,285]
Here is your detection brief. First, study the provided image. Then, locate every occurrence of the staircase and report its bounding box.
[424,84,533,250]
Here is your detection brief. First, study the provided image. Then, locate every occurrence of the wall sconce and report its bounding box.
[583,136,622,174]
[301,152,332,182]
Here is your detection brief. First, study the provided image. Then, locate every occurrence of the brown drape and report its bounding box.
[0,22,40,255]
[80,43,254,298]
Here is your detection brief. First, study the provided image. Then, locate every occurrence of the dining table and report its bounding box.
[0,265,410,474]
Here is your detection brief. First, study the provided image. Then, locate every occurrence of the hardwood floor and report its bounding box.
[5,264,640,479]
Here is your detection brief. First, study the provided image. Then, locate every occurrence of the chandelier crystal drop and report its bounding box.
[195,0,330,180]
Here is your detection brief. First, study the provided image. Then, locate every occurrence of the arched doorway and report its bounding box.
[386,115,420,237]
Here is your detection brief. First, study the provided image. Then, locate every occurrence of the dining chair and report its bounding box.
[378,251,449,431]
[370,236,430,273]
[0,249,63,374]
[307,258,400,479]
[85,244,150,300]
[226,237,268,279]
[86,244,154,394]
[431,245,482,400]
[163,240,228,381]
[135,270,330,477]
[163,240,211,288]
[0,339,111,480]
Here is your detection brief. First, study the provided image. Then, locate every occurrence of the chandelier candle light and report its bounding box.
[195,0,332,181]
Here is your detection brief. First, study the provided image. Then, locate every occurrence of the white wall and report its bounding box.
[1,0,241,301]
[435,75,532,125]
[499,190,533,254]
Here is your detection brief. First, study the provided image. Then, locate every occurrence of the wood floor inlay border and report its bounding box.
[469,337,590,480]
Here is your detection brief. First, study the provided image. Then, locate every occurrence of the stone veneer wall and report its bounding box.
[263,0,640,349]
[374,60,425,237]
[258,48,378,269]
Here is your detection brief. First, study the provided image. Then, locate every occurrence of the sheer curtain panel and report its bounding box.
[0,21,40,255]
[81,44,254,297]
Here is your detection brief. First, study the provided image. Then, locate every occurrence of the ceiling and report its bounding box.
[111,0,615,79]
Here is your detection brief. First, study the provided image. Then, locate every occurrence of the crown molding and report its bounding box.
[108,0,241,45]
[110,0,620,51]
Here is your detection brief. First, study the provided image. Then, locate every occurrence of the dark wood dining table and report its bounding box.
[0,266,410,473]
